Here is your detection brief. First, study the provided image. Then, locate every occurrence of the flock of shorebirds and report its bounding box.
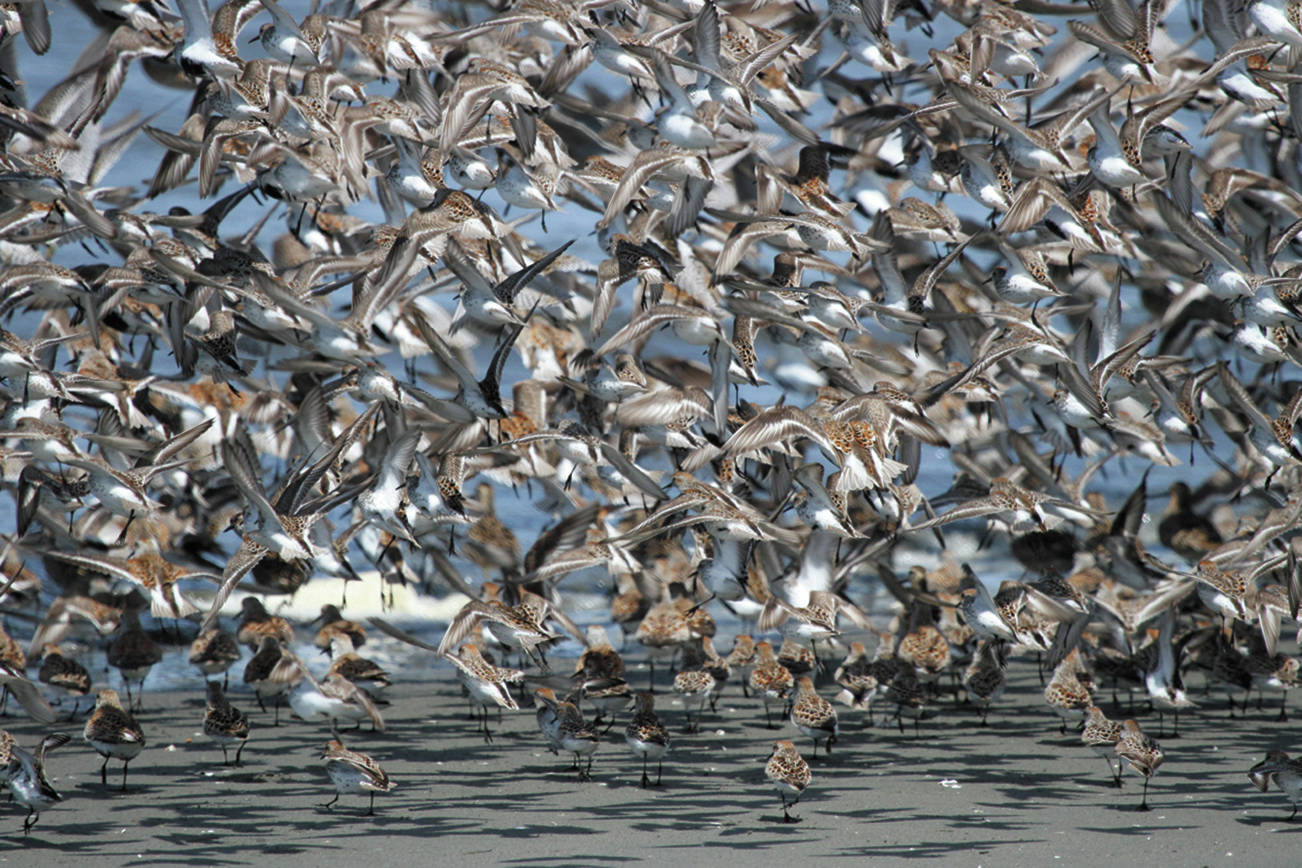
[2,0,1302,838]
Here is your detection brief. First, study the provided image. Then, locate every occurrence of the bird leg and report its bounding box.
[780,795,801,823]
[115,510,136,546]
[1104,756,1122,788]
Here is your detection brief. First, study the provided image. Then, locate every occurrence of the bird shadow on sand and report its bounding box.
[704,824,820,846]
[1076,820,1186,835]
[0,823,139,853]
[832,838,1041,859]
[492,823,598,838]
[845,807,1039,835]
[71,781,161,797]
[499,852,640,865]
[1233,814,1302,830]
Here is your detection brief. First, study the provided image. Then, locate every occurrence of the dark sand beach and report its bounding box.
[3,643,1297,866]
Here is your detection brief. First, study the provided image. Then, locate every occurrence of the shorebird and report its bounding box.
[1081,705,1125,787]
[444,642,523,742]
[437,589,580,671]
[321,739,395,815]
[6,732,69,834]
[243,636,303,726]
[1115,719,1164,811]
[1249,751,1302,820]
[36,644,91,720]
[107,603,162,712]
[43,549,218,621]
[84,688,145,791]
[290,670,386,733]
[203,680,249,765]
[765,740,811,823]
[534,687,599,781]
[625,692,669,788]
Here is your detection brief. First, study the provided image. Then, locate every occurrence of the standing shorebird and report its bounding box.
[765,740,812,823]
[1249,751,1302,820]
[36,644,91,719]
[235,598,295,651]
[1115,719,1164,811]
[6,732,70,835]
[107,602,162,713]
[321,739,395,815]
[672,640,716,734]
[1081,705,1124,787]
[963,639,1007,725]
[189,626,241,688]
[204,681,249,766]
[790,676,838,757]
[749,640,794,728]
[625,692,670,788]
[84,688,146,791]
[243,636,304,726]
[535,687,599,781]
[444,642,523,743]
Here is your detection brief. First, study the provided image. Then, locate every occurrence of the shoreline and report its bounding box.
[3,646,1298,865]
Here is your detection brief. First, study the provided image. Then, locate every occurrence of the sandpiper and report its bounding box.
[84,688,146,792]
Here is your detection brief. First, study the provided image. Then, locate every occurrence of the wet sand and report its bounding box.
[4,646,1298,866]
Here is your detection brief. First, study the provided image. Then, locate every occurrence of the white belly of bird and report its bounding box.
[1250,5,1302,49]
[1091,153,1145,189]
[290,685,366,724]
[625,736,666,761]
[660,112,714,149]
[119,665,153,682]
[772,778,804,800]
[326,761,368,793]
[461,674,514,710]
[89,738,143,761]
[560,733,597,756]
[8,773,58,813]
